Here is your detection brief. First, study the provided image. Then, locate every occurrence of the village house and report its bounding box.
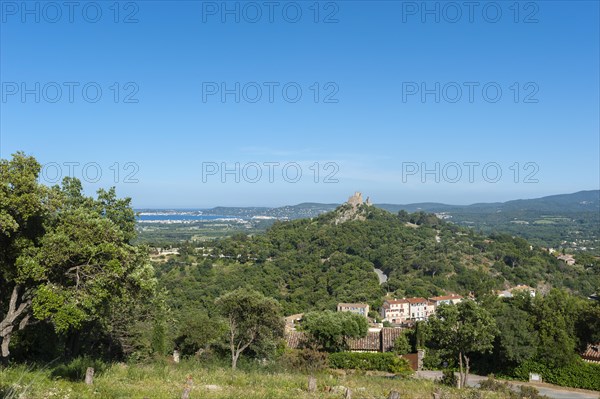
[286,328,425,371]
[337,303,369,317]
[381,299,411,324]
[284,313,304,332]
[286,327,402,353]
[381,293,464,324]
[497,285,536,298]
[581,343,600,364]
[406,298,434,321]
[429,294,463,307]
[557,254,576,266]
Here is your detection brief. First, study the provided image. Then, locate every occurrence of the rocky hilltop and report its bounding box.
[334,192,373,224]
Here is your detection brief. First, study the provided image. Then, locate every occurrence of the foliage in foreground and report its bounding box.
[328,352,413,375]
[215,288,284,369]
[479,376,549,399]
[1,153,159,362]
[512,359,600,391]
[300,310,368,352]
[426,301,497,389]
[0,360,509,399]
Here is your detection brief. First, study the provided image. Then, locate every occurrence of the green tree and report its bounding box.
[0,153,48,360]
[300,310,368,352]
[103,290,167,360]
[427,301,497,388]
[174,308,226,356]
[215,288,284,369]
[393,332,411,355]
[0,153,156,361]
[532,289,579,367]
[576,302,600,349]
[493,303,538,367]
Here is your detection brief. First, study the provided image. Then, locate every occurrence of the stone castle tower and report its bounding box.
[346,192,373,207]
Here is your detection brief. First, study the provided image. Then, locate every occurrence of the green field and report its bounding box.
[0,360,509,399]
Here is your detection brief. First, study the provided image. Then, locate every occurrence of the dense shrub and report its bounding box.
[281,348,328,373]
[479,376,548,399]
[50,357,107,382]
[478,376,509,393]
[512,359,600,391]
[328,352,412,375]
[422,349,443,370]
[438,369,457,387]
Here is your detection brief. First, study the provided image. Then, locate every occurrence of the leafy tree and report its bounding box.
[300,310,368,352]
[493,303,538,367]
[531,289,579,367]
[426,301,497,388]
[0,153,156,361]
[174,308,226,356]
[576,302,600,349]
[0,153,48,360]
[215,288,284,369]
[103,290,167,360]
[393,332,411,355]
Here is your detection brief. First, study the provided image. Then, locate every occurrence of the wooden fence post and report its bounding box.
[181,375,193,399]
[308,375,317,392]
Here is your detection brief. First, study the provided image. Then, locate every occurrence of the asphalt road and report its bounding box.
[416,370,599,399]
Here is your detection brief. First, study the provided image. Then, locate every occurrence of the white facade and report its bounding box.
[430,295,463,307]
[407,298,434,321]
[382,294,462,323]
[381,299,410,324]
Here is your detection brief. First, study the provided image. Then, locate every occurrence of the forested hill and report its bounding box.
[380,190,600,253]
[157,203,600,315]
[378,190,599,213]
[149,190,599,253]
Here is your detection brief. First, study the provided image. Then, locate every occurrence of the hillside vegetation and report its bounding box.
[138,191,600,254]
[158,203,599,315]
[0,360,513,399]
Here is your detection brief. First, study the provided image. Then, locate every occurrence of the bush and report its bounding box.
[328,352,412,375]
[439,369,458,387]
[50,357,107,382]
[281,348,328,373]
[479,376,548,399]
[393,333,411,355]
[478,376,510,393]
[513,359,600,391]
[422,349,443,369]
[515,385,547,399]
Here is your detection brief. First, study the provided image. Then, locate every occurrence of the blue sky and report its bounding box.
[1,0,598,207]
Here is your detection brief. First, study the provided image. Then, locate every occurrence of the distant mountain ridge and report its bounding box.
[137,191,599,253]
[379,190,599,214]
[195,190,599,218]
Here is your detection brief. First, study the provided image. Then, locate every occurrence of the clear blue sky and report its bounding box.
[1,1,598,207]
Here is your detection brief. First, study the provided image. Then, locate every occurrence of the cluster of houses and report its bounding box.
[333,286,537,326]
[380,294,463,325]
[286,295,465,333]
[285,285,596,370]
[496,284,536,299]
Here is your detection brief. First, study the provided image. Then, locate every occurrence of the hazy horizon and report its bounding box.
[130,188,600,209]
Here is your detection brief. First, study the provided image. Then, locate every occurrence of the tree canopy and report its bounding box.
[426,301,497,388]
[0,153,157,361]
[300,310,368,352]
[215,288,284,369]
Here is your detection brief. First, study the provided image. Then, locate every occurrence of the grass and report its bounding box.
[0,359,512,399]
